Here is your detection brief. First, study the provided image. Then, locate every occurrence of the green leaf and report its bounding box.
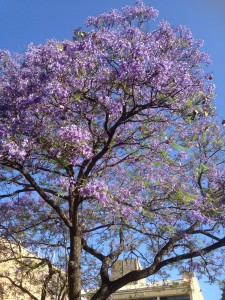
[198,163,209,172]
[55,44,63,51]
[73,94,81,102]
[171,142,188,152]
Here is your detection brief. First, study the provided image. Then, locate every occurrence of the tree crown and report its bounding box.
[0,2,225,299]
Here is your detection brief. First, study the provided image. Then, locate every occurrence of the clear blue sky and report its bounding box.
[0,1,225,299]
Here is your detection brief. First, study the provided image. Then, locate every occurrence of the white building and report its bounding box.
[111,259,204,300]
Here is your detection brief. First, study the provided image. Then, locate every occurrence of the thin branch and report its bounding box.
[2,160,72,228]
[0,188,34,199]
[0,275,39,300]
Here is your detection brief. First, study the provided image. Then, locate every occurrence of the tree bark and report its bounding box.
[68,229,82,300]
[91,286,111,300]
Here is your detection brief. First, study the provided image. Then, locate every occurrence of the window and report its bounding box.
[139,298,157,300]
[0,285,4,300]
[160,296,190,300]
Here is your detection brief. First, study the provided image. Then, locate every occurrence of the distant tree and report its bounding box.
[220,281,225,300]
[0,2,225,300]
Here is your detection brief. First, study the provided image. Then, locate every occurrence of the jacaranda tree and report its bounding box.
[1,2,225,299]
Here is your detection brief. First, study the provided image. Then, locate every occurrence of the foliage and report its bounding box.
[0,1,225,299]
[220,281,225,300]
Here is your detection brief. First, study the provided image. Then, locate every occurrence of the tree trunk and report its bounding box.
[68,229,82,300]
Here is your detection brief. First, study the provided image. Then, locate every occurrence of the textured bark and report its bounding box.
[68,230,82,300]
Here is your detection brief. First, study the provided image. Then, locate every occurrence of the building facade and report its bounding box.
[111,259,204,300]
[0,238,67,300]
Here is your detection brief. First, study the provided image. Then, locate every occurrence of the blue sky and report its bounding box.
[0,1,225,299]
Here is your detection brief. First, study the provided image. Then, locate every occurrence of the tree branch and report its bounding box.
[2,160,72,228]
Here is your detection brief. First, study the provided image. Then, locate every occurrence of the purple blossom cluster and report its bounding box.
[86,1,159,28]
[0,138,34,160]
[58,124,93,160]
[123,1,159,22]
[79,180,108,206]
[0,141,27,160]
